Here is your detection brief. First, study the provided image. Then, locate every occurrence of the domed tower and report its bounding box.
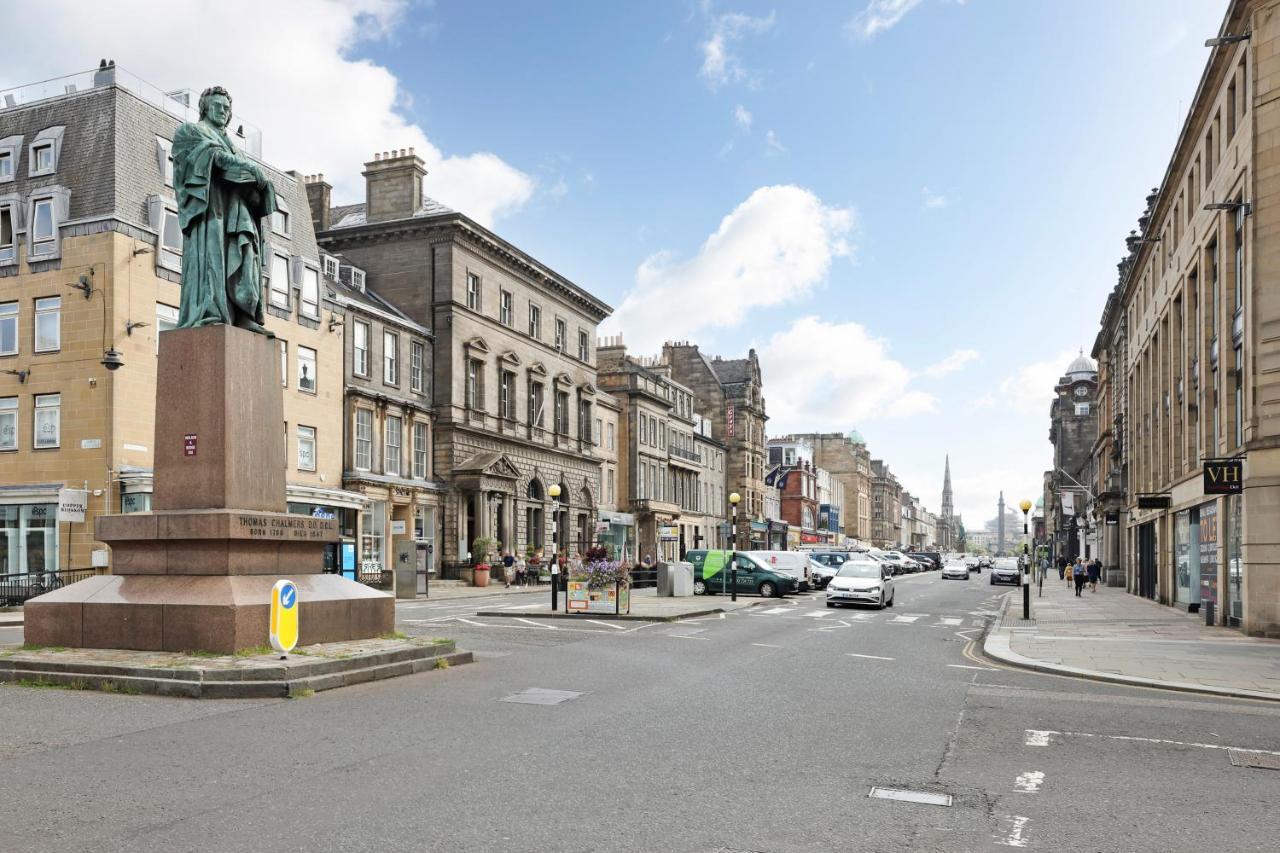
[1049,350,1099,561]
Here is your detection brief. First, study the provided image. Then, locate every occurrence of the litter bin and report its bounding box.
[671,561,694,597]
[1204,600,1215,626]
[656,562,674,597]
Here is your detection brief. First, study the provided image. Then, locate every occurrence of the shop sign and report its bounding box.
[1203,459,1243,494]
[310,506,336,520]
[57,488,88,523]
[659,523,679,541]
[800,532,822,543]
[595,521,610,535]
[1199,503,1219,605]
[726,404,735,438]
[390,520,407,535]
[1105,512,1119,526]
[1136,494,1171,509]
[183,434,198,456]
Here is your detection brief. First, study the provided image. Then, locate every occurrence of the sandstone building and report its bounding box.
[310,152,611,571]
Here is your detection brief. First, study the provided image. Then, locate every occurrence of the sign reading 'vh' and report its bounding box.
[1203,459,1243,494]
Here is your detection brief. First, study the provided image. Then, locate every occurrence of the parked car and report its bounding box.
[825,559,895,609]
[941,560,971,580]
[907,552,941,571]
[808,551,853,589]
[685,550,799,598]
[979,555,993,569]
[990,558,1021,586]
[746,551,813,591]
[880,551,917,574]
[964,555,980,571]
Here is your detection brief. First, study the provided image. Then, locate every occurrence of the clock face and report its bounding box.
[1074,385,1089,397]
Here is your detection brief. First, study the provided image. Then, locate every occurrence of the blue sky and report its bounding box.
[7,0,1229,524]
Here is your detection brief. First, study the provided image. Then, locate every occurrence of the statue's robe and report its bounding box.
[171,120,277,328]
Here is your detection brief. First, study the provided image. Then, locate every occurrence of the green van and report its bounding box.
[685,550,800,598]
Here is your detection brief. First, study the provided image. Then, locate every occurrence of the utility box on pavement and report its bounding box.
[656,561,674,597]
[394,540,417,600]
[671,561,694,597]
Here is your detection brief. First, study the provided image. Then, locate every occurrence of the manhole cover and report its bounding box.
[1228,749,1280,770]
[499,688,585,706]
[868,787,952,806]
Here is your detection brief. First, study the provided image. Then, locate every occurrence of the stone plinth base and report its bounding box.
[24,574,393,654]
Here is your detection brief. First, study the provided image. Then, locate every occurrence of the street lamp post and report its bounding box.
[549,483,562,611]
[1019,499,1033,620]
[728,492,741,601]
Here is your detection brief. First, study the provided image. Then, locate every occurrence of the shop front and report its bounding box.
[0,486,60,577]
[749,520,769,549]
[597,510,635,562]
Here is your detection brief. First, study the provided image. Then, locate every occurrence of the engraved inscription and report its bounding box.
[236,515,335,540]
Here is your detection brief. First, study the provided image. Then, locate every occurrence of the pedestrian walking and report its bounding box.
[1072,558,1087,597]
[1057,556,1067,583]
[502,551,515,588]
[1087,557,1100,592]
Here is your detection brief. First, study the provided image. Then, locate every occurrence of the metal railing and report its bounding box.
[0,568,97,606]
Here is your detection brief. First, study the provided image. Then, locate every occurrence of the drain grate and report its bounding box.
[499,688,585,706]
[868,787,952,807]
[1228,749,1280,770]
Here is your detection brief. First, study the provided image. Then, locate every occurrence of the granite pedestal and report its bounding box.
[25,325,393,653]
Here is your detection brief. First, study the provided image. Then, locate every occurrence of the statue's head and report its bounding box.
[198,86,233,129]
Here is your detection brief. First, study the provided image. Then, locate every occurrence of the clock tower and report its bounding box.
[1048,350,1099,562]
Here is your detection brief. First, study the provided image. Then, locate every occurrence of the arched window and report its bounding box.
[527,479,544,501]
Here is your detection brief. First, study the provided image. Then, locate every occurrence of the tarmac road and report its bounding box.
[3,571,1278,852]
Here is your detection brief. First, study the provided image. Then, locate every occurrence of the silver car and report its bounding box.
[825,560,895,609]
[942,561,970,580]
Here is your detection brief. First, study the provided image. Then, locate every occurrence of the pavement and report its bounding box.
[4,570,1280,852]
[984,570,1280,701]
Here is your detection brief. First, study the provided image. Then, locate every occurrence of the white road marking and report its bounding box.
[994,815,1030,847]
[585,619,627,630]
[752,643,783,648]
[847,653,895,661]
[500,603,546,611]
[1032,729,1280,756]
[936,617,964,626]
[947,664,997,672]
[665,633,709,641]
[457,618,488,626]
[1024,730,1053,747]
[808,611,833,618]
[761,607,793,615]
[514,618,556,630]
[889,615,920,623]
[1014,771,1045,794]
[846,613,878,621]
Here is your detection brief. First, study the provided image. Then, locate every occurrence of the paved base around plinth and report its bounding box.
[0,636,471,699]
[982,577,1280,702]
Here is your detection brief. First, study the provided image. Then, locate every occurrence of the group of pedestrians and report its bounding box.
[1057,555,1103,597]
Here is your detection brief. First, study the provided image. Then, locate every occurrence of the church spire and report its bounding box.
[941,455,954,521]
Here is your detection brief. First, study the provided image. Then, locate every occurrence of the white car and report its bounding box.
[942,561,970,580]
[825,560,895,609]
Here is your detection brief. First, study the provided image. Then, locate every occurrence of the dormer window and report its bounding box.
[351,268,366,291]
[27,187,70,260]
[155,137,174,187]
[28,126,65,177]
[0,196,20,264]
[322,254,339,280]
[147,195,182,274]
[0,150,13,183]
[271,196,290,237]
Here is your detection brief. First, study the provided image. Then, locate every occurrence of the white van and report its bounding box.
[746,550,815,591]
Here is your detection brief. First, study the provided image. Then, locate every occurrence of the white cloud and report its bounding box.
[760,317,936,432]
[604,185,853,351]
[0,0,533,227]
[765,129,787,155]
[999,349,1078,414]
[922,348,979,377]
[734,104,753,130]
[700,10,776,90]
[922,186,949,209]
[848,0,925,40]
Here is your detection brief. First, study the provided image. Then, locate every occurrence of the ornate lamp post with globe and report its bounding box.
[1019,498,1033,619]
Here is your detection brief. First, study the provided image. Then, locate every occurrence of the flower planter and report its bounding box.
[473,566,490,588]
[566,581,630,615]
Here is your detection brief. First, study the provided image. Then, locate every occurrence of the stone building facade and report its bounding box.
[323,249,441,585]
[310,151,611,570]
[1086,0,1280,635]
[0,67,354,578]
[870,460,902,548]
[662,344,768,548]
[795,431,872,544]
[1047,353,1099,563]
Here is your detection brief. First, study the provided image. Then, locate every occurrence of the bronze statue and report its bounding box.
[172,86,276,334]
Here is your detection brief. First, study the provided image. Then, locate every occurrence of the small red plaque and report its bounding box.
[184,434,198,457]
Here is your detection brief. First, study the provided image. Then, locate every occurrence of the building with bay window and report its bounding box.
[308,151,610,571]
[0,65,355,581]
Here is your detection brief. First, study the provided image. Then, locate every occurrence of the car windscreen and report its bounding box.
[835,562,881,579]
[994,560,1018,570]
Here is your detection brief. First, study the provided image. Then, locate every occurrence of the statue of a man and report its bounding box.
[172,86,276,334]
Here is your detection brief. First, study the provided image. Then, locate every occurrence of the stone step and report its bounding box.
[0,641,472,699]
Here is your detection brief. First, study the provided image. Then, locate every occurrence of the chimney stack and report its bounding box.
[304,173,333,232]
[362,149,427,224]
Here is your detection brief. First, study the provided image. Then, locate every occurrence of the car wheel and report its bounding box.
[759,581,778,598]
[990,577,996,585]
[887,593,894,608]
[826,601,836,608]
[876,593,886,610]
[693,580,706,595]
